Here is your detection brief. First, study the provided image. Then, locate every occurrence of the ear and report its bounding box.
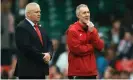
[27,12,31,17]
[77,14,80,19]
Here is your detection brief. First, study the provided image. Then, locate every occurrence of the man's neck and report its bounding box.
[26,18,35,27]
[26,17,38,24]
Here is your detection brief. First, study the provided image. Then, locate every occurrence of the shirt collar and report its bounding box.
[26,18,35,27]
[75,21,86,31]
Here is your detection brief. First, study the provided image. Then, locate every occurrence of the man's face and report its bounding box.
[28,6,41,23]
[78,7,90,24]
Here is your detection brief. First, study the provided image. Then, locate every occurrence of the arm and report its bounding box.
[90,28,104,51]
[46,35,53,60]
[15,27,44,63]
[66,30,94,56]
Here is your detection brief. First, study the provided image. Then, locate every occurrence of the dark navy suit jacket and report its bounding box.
[15,19,53,77]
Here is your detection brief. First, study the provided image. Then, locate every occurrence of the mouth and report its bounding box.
[85,17,89,20]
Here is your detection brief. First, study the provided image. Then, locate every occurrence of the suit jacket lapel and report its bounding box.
[23,19,43,47]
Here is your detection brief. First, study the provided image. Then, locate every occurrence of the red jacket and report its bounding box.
[66,21,104,76]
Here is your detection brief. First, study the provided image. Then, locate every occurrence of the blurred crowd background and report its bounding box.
[1,0,133,79]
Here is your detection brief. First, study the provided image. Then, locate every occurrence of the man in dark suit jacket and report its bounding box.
[15,2,53,79]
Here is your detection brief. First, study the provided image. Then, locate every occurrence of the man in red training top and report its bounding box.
[66,4,104,79]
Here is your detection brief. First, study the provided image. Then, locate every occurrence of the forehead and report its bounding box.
[29,5,40,11]
[79,7,89,12]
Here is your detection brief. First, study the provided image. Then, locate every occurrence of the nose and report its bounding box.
[86,12,90,17]
[38,12,41,16]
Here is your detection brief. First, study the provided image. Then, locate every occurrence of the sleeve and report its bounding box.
[46,35,53,60]
[90,28,104,51]
[15,27,44,63]
[66,30,94,56]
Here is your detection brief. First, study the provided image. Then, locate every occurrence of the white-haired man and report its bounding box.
[15,2,53,79]
[66,4,104,79]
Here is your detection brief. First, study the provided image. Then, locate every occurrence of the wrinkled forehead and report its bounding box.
[79,7,89,13]
[28,5,40,12]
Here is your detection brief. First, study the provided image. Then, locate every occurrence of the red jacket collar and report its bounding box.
[75,21,86,32]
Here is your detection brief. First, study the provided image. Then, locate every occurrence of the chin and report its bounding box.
[86,19,90,21]
[37,20,40,22]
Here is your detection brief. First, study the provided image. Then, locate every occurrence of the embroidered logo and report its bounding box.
[80,34,82,36]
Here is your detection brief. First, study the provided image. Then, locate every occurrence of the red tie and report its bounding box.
[34,24,43,45]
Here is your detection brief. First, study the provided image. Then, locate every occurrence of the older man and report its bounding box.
[15,2,53,79]
[66,4,104,79]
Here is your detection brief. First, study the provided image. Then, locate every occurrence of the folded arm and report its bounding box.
[67,30,94,56]
[90,28,104,51]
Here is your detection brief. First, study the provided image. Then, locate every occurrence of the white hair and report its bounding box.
[25,2,39,17]
[76,4,88,17]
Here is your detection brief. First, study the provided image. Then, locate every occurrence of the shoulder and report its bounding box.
[16,19,31,29]
[66,26,79,38]
[16,20,29,32]
[66,22,78,34]
[69,23,77,30]
[17,19,27,27]
[16,20,24,29]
